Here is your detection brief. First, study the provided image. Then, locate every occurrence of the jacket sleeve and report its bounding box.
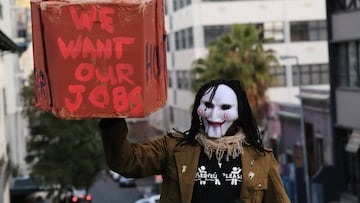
[99,118,167,178]
[264,153,291,203]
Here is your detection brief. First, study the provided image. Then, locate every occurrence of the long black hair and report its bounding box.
[180,79,264,152]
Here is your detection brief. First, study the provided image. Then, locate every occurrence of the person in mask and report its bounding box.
[99,79,290,203]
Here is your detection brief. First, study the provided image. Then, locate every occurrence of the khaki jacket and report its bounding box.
[100,119,290,203]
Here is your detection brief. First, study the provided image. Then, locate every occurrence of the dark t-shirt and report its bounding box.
[191,148,242,203]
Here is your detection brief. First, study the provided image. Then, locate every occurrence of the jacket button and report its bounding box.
[258,183,262,188]
[250,160,255,166]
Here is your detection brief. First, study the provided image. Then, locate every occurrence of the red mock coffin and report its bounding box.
[30,0,167,118]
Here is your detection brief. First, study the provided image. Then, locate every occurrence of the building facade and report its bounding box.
[150,0,329,133]
[0,2,20,203]
[146,1,332,202]
[327,1,360,202]
[278,86,334,203]
[0,31,17,203]
[1,0,31,202]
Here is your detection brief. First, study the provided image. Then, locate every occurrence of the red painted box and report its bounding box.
[30,0,167,118]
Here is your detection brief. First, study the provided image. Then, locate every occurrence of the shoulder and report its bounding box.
[242,144,273,154]
[166,131,186,139]
[162,131,186,146]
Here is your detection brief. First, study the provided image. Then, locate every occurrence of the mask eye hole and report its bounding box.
[204,102,214,108]
[221,104,231,110]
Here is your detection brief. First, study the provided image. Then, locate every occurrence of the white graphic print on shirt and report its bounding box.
[195,165,243,186]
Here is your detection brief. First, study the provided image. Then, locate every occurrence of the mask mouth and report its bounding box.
[206,120,225,126]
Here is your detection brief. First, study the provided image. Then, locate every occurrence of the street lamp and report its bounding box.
[279,55,311,203]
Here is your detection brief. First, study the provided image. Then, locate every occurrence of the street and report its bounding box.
[89,171,157,203]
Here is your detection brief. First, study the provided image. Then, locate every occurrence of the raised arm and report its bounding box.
[99,118,166,178]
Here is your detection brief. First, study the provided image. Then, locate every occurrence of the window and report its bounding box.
[164,0,168,15]
[348,42,359,86]
[17,29,27,38]
[336,41,360,88]
[290,22,308,41]
[337,44,349,86]
[0,3,2,19]
[204,23,282,46]
[178,0,183,9]
[173,0,191,11]
[292,64,329,86]
[320,64,329,84]
[175,32,180,50]
[181,30,186,49]
[290,21,327,42]
[173,0,177,11]
[204,25,231,46]
[174,27,194,50]
[309,21,327,41]
[335,0,360,11]
[176,70,191,90]
[269,66,286,87]
[187,27,193,48]
[168,73,172,88]
[346,0,357,9]
[166,34,170,52]
[263,22,284,43]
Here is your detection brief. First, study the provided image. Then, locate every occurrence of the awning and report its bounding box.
[345,130,360,153]
[0,30,19,52]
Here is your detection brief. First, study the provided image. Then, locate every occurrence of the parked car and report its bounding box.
[134,194,160,203]
[10,177,47,203]
[108,169,120,181]
[118,176,136,187]
[68,189,92,203]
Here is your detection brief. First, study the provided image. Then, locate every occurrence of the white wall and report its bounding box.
[0,0,12,201]
[0,0,30,177]
[169,0,326,29]
[267,41,329,65]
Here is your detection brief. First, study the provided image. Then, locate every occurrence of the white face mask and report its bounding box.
[197,84,239,138]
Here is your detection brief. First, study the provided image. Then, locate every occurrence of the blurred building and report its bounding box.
[0,8,20,203]
[1,0,32,174]
[0,0,32,202]
[0,30,18,203]
[150,0,329,133]
[146,0,330,202]
[278,86,333,203]
[327,1,360,203]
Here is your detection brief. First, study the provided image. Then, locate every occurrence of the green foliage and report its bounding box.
[191,24,280,124]
[21,74,104,194]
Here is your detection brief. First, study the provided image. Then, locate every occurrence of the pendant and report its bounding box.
[218,162,222,168]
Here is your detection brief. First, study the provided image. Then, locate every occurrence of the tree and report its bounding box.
[192,24,279,125]
[21,74,104,202]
